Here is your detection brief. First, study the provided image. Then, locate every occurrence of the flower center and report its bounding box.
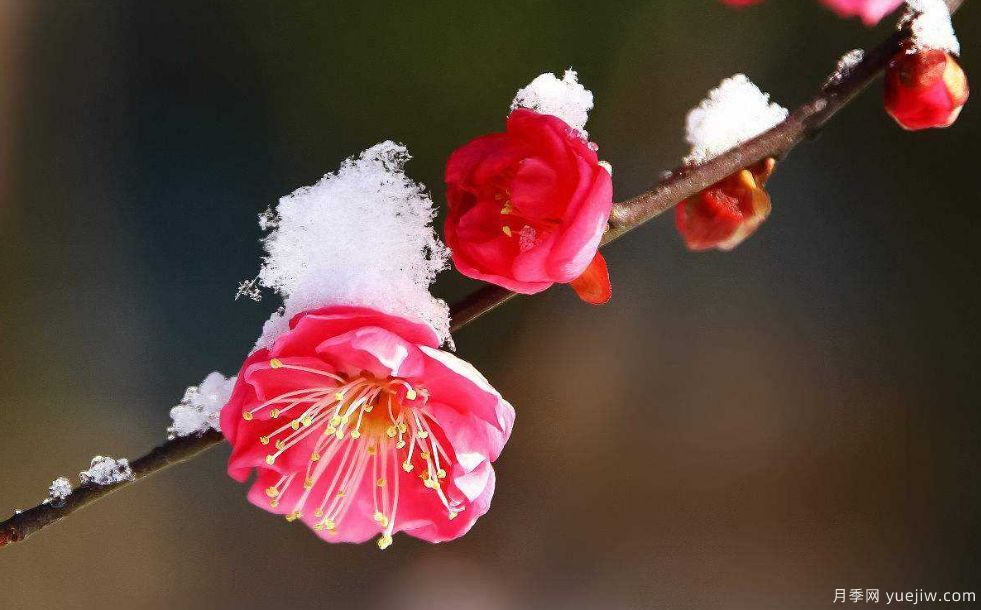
[241,358,460,549]
[495,187,558,252]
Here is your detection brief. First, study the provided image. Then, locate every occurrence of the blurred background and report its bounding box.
[1,1,979,608]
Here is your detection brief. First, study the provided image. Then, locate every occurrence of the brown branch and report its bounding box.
[0,0,966,548]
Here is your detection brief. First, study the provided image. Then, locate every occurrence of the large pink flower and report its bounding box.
[444,108,614,303]
[721,0,903,25]
[220,306,514,548]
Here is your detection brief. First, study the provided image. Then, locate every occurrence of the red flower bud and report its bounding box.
[675,158,775,252]
[884,49,969,131]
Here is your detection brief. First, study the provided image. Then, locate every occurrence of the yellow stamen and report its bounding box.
[265,486,279,498]
[377,534,393,550]
[502,226,512,237]
[269,358,283,369]
[242,411,253,421]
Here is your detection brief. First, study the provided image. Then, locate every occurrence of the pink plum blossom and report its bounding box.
[221,306,515,549]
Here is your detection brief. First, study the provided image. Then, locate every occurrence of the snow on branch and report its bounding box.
[168,372,237,439]
[79,456,134,486]
[683,74,788,165]
[904,0,960,54]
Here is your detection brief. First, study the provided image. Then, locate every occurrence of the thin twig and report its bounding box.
[0,0,965,548]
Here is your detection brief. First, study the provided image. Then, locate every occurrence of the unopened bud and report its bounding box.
[884,48,968,131]
[675,158,775,251]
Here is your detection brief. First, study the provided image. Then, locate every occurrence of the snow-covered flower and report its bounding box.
[885,1,967,130]
[445,71,614,304]
[79,456,134,486]
[222,143,515,548]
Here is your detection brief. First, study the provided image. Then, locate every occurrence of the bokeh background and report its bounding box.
[1,1,979,608]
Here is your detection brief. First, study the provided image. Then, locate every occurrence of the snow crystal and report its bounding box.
[254,141,450,349]
[235,277,262,302]
[518,225,538,253]
[47,477,72,502]
[168,372,236,438]
[511,69,594,137]
[825,49,866,87]
[79,456,134,486]
[903,0,959,55]
[257,207,278,231]
[683,74,788,165]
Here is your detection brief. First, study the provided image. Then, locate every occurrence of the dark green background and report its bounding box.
[1,1,978,608]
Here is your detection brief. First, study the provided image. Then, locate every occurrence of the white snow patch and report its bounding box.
[683,74,788,165]
[511,69,594,137]
[254,141,450,349]
[825,49,866,87]
[903,0,960,54]
[168,372,236,439]
[79,456,134,486]
[47,477,72,502]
